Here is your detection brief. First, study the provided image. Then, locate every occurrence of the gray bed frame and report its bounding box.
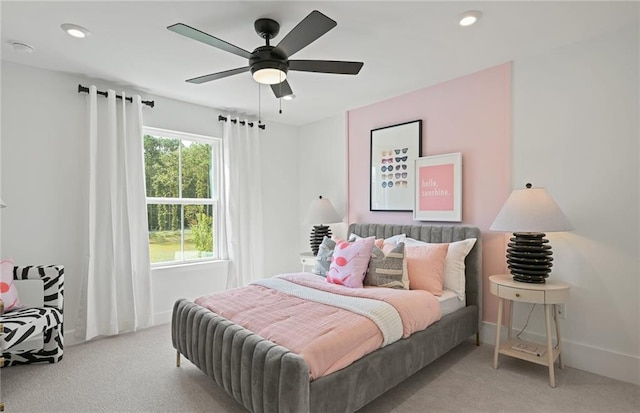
[172,223,482,413]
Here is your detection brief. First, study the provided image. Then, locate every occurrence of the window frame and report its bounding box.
[143,126,223,267]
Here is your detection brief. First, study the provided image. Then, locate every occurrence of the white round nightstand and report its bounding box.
[489,274,570,388]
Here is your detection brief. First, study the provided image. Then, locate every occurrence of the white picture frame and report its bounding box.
[413,152,462,222]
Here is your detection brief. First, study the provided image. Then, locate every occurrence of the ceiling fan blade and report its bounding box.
[289,60,364,75]
[186,67,250,84]
[271,80,294,98]
[275,10,337,58]
[168,23,254,60]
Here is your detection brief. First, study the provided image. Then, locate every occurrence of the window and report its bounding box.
[143,127,222,265]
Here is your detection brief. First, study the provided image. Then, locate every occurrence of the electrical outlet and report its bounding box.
[557,304,567,319]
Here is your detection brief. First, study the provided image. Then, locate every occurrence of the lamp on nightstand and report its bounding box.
[490,183,573,283]
[306,195,341,255]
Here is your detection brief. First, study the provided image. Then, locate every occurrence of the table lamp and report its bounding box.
[306,195,341,255]
[490,183,573,283]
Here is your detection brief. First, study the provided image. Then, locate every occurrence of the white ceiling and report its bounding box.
[2,1,638,126]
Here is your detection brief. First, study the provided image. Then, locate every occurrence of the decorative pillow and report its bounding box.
[364,242,406,289]
[0,258,20,312]
[399,236,477,300]
[442,238,477,300]
[312,236,336,277]
[326,236,375,288]
[381,241,410,289]
[349,233,406,245]
[402,243,449,295]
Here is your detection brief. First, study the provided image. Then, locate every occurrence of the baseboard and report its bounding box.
[480,321,640,385]
[65,312,172,347]
[65,329,81,347]
[153,311,172,326]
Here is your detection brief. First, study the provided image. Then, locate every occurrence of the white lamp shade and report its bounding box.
[306,196,341,225]
[490,186,573,233]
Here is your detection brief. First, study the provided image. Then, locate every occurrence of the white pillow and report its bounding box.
[398,236,477,300]
[348,233,406,244]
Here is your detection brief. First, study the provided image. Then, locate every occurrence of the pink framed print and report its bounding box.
[413,152,462,222]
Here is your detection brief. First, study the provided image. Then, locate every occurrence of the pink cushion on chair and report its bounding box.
[0,258,20,312]
[326,237,375,288]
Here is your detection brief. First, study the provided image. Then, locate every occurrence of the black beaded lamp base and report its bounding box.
[310,225,332,256]
[506,233,554,283]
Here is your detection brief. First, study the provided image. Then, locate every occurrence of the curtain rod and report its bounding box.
[77,84,155,108]
[218,115,265,130]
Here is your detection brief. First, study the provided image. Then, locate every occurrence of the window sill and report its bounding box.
[151,259,230,272]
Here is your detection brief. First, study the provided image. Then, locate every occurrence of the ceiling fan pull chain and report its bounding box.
[258,83,262,125]
[279,72,283,114]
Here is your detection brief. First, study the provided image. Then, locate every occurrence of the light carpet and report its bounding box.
[1,324,638,412]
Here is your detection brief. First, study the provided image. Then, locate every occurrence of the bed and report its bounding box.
[172,223,482,413]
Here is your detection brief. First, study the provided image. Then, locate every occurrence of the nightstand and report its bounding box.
[299,252,316,272]
[490,274,570,387]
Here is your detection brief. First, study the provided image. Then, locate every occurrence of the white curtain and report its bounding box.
[220,117,265,288]
[80,86,153,340]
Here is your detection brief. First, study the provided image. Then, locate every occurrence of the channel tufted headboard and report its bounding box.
[348,223,482,308]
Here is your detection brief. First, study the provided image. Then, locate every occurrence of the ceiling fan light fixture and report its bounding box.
[282,94,296,101]
[252,68,287,85]
[61,23,91,38]
[458,10,482,27]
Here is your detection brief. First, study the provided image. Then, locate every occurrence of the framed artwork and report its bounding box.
[413,152,462,222]
[370,120,422,211]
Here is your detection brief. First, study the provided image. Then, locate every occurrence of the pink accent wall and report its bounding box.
[346,63,512,323]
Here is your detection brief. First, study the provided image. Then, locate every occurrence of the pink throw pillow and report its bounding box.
[0,258,20,312]
[327,236,375,288]
[403,244,449,295]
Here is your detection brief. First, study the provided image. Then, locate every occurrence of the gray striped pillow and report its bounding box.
[311,236,336,277]
[364,242,406,289]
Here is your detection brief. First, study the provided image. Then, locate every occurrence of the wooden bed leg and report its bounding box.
[176,350,181,367]
[476,331,480,346]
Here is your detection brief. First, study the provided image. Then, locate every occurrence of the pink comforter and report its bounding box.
[194,272,441,379]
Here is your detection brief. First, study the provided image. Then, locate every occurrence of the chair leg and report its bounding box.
[176,350,181,367]
[476,331,480,346]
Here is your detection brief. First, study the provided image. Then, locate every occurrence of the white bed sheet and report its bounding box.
[438,290,466,316]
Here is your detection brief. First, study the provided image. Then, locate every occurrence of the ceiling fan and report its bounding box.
[168,10,364,99]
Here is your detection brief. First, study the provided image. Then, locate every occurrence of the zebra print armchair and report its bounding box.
[1,265,64,367]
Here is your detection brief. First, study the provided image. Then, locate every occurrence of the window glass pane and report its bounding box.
[184,204,214,259]
[181,140,212,199]
[144,135,180,198]
[148,204,183,263]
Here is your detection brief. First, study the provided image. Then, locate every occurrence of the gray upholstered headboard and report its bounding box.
[348,223,482,308]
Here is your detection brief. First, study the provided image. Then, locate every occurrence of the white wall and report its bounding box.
[297,114,348,255]
[507,25,639,384]
[1,62,300,344]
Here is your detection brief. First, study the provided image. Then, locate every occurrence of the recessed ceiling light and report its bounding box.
[458,10,482,27]
[282,94,296,101]
[61,23,91,38]
[10,41,34,53]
